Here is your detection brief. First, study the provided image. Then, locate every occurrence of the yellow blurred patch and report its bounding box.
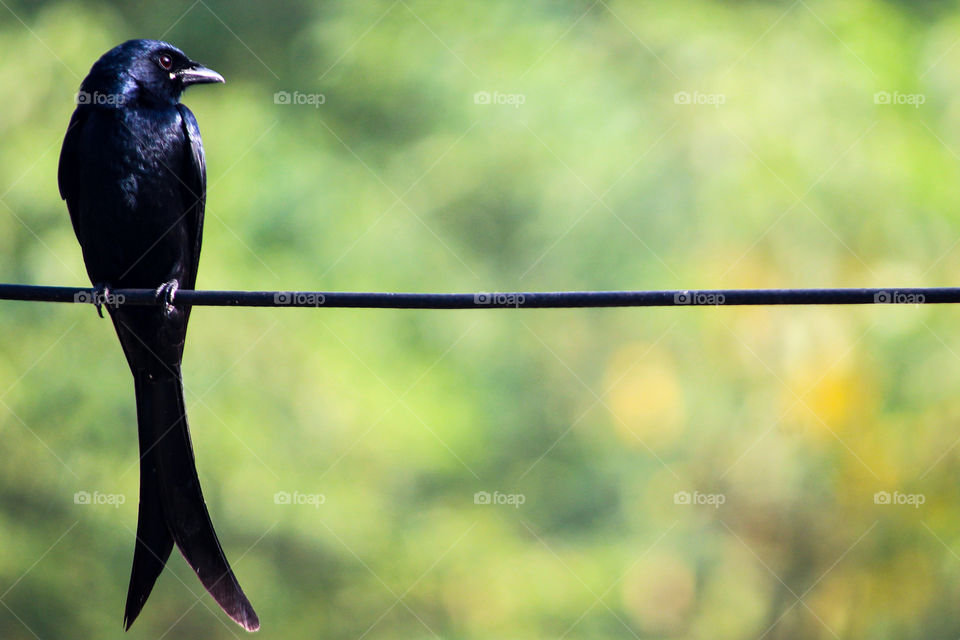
[605,343,685,449]
[779,335,877,439]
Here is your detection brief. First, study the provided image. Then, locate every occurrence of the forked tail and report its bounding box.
[123,367,259,631]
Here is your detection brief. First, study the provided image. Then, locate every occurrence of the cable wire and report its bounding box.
[0,284,949,309]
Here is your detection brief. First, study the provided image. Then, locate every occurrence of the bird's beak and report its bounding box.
[176,63,225,86]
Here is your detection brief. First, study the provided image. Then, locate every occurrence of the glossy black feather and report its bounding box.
[175,103,205,293]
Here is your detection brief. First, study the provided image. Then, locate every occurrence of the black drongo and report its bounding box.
[58,39,259,631]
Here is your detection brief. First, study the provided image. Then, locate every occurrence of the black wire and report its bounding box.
[0,284,952,308]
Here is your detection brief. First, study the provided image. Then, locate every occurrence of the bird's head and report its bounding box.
[79,39,224,108]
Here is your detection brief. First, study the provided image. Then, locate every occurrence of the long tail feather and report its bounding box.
[123,368,259,631]
[123,373,174,628]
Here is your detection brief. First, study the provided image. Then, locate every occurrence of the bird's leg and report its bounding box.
[155,279,179,317]
[92,283,111,319]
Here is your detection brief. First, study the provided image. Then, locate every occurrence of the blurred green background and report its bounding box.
[2,0,960,638]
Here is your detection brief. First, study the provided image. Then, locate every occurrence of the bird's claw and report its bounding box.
[155,280,179,317]
[92,284,111,318]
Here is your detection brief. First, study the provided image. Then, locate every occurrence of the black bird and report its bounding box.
[58,40,259,631]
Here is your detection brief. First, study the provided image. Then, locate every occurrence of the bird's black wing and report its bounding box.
[176,103,205,291]
[57,107,88,237]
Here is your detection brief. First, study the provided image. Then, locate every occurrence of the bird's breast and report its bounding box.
[75,107,191,286]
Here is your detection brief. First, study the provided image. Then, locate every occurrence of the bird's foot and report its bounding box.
[92,283,111,318]
[155,279,179,317]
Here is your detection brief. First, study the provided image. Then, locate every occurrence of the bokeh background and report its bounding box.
[2,0,960,638]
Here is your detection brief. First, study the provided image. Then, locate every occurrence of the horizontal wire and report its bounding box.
[0,284,951,309]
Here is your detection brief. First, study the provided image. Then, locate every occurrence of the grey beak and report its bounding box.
[176,63,225,86]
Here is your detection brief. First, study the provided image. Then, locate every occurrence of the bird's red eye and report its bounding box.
[158,54,173,70]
